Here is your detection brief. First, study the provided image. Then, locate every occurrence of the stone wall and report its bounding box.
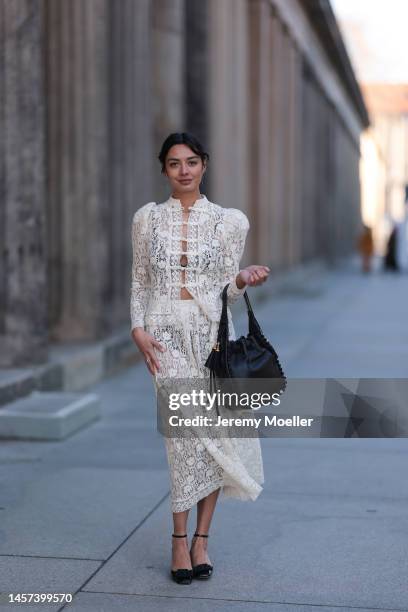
[207,0,365,268]
[0,0,47,366]
[0,0,367,366]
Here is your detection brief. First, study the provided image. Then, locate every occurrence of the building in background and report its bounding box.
[362,84,408,232]
[331,0,408,253]
[359,128,386,253]
[0,0,368,368]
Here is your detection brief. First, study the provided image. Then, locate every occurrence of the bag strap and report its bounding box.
[217,283,264,347]
[216,286,229,347]
[243,291,263,336]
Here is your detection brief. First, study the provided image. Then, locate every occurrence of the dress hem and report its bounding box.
[170,478,264,513]
[171,479,224,513]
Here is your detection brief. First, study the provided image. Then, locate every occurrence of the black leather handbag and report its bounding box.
[204,283,287,411]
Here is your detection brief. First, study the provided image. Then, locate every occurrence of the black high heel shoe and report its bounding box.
[191,532,213,579]
[170,534,193,585]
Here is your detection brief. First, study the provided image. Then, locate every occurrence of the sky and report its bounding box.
[331,0,408,83]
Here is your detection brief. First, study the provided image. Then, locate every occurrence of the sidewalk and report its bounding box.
[1,259,408,611]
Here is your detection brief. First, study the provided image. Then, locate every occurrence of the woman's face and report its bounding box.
[164,144,206,195]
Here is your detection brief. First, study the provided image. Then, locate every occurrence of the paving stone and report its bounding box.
[0,468,169,559]
[0,557,100,612]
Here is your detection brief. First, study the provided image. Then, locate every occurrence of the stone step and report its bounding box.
[0,327,140,408]
[0,391,100,440]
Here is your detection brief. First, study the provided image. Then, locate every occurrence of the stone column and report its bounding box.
[326,105,337,264]
[151,0,185,201]
[315,84,328,261]
[46,0,109,341]
[207,0,251,262]
[269,12,286,271]
[281,24,292,268]
[185,1,209,144]
[300,61,313,261]
[307,80,333,263]
[107,0,153,327]
[0,0,48,366]
[184,0,210,196]
[248,0,272,265]
[287,41,302,267]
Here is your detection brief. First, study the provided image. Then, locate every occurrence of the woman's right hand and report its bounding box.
[131,327,166,375]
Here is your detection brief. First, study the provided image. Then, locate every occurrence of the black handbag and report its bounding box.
[204,283,287,411]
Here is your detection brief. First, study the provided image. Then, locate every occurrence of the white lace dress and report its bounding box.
[130,194,264,512]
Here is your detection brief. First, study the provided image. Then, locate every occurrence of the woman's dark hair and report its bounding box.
[158,132,209,173]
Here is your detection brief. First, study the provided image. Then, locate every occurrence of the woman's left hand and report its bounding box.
[238,265,270,287]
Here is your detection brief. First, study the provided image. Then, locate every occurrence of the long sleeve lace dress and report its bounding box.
[130,194,264,512]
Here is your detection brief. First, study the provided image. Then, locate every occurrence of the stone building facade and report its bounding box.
[0,0,368,367]
[362,84,408,225]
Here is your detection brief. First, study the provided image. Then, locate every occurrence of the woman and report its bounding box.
[130,132,269,584]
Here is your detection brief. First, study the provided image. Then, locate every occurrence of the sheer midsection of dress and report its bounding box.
[179,289,194,299]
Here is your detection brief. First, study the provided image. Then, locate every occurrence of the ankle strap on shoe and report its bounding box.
[172,533,187,538]
[194,532,209,537]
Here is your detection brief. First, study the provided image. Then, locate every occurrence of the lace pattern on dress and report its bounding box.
[130,196,250,330]
[131,196,264,513]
